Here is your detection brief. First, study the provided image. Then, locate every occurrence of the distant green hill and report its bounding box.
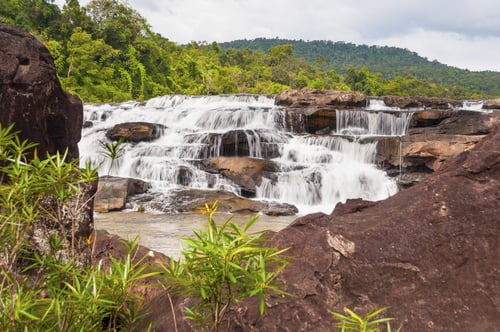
[220,38,500,97]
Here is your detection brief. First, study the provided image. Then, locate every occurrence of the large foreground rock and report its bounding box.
[0,24,93,268]
[144,125,500,331]
[0,23,82,160]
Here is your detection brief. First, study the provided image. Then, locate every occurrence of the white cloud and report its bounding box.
[374,28,500,71]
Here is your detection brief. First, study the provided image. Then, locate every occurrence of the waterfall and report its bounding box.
[458,100,489,112]
[80,94,407,215]
[336,110,414,136]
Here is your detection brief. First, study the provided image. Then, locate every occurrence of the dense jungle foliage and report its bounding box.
[221,38,500,97]
[1,0,499,102]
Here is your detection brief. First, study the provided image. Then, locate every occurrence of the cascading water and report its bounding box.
[80,95,411,215]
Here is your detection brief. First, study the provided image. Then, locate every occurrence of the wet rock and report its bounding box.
[106,122,165,142]
[262,202,299,216]
[94,176,150,212]
[275,89,366,134]
[200,157,279,197]
[168,189,267,214]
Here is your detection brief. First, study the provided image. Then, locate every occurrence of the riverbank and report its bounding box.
[94,211,297,259]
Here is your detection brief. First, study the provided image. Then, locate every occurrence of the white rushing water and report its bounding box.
[80,95,409,214]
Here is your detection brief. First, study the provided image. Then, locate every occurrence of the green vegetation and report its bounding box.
[0,124,291,330]
[0,123,160,331]
[331,307,401,332]
[162,203,290,332]
[221,38,500,98]
[2,1,498,102]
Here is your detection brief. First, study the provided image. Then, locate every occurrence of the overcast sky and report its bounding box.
[55,0,500,72]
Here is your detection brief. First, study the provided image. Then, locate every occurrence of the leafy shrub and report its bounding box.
[162,203,290,332]
[0,124,159,331]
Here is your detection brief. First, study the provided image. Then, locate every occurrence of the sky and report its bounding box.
[54,0,500,72]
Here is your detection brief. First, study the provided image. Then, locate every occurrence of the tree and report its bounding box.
[86,0,150,50]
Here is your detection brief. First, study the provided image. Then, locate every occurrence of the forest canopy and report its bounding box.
[1,0,499,102]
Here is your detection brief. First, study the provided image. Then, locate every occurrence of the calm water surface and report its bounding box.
[94,211,297,259]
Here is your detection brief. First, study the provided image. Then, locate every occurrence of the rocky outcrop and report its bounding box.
[0,23,82,160]
[106,122,165,142]
[276,88,367,111]
[276,89,365,134]
[128,188,298,216]
[144,124,500,332]
[200,157,279,197]
[377,110,499,186]
[275,89,500,186]
[94,176,150,213]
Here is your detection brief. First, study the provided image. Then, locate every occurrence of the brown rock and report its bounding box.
[168,189,267,214]
[483,98,500,109]
[377,134,486,172]
[93,229,168,303]
[106,122,165,142]
[94,176,150,212]
[276,88,367,110]
[382,95,461,109]
[275,89,365,134]
[200,157,279,197]
[411,110,500,135]
[0,23,82,160]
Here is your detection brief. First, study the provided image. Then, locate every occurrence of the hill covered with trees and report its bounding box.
[1,0,498,102]
[220,38,500,97]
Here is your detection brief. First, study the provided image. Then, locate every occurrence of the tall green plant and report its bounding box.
[0,124,160,331]
[162,203,290,332]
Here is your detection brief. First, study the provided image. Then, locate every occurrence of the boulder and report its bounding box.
[165,189,268,214]
[0,23,82,160]
[0,24,93,269]
[94,176,150,212]
[144,124,500,331]
[200,157,279,197]
[106,122,165,142]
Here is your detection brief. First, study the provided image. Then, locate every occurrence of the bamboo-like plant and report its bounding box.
[162,203,291,332]
[0,124,160,331]
[98,138,125,175]
[330,306,402,332]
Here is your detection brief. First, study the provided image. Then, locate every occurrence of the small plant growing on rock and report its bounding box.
[162,203,290,332]
[98,138,125,175]
[330,306,401,332]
